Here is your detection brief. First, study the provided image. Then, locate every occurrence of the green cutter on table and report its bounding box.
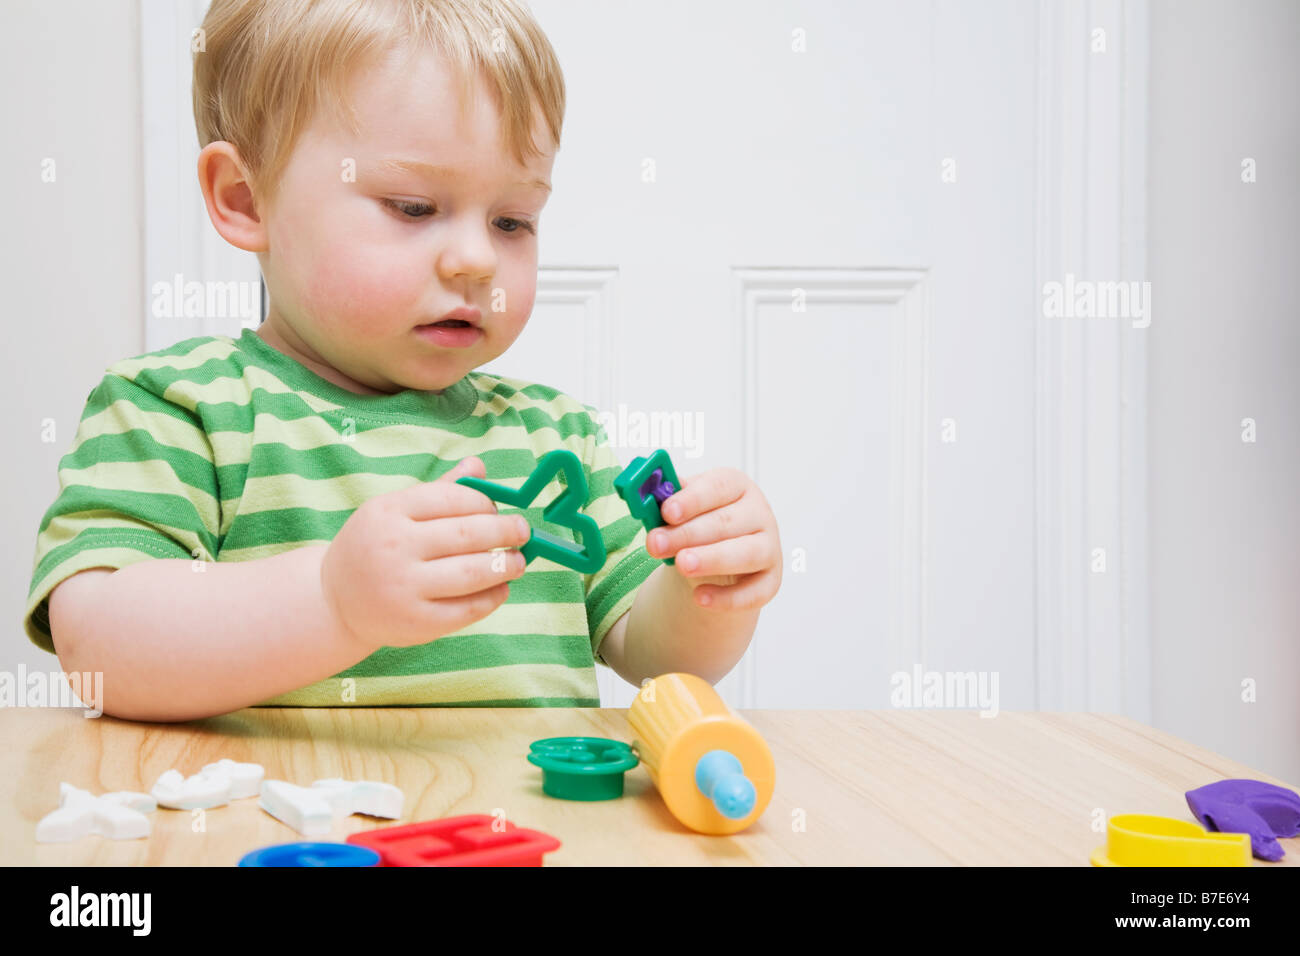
[528,737,640,801]
[456,449,607,574]
[613,448,682,566]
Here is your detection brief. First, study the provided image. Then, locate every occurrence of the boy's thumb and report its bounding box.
[441,456,486,482]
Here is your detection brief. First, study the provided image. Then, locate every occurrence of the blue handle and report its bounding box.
[694,750,756,819]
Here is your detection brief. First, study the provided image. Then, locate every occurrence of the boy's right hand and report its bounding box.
[321,456,530,651]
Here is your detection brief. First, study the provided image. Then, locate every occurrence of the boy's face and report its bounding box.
[255,45,555,395]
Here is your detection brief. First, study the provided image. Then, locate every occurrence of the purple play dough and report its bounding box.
[639,468,677,504]
[1185,778,1300,862]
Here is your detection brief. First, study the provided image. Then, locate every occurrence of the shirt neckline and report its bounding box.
[231,327,478,423]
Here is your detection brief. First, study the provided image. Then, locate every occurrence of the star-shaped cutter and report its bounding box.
[613,448,682,566]
[456,449,607,574]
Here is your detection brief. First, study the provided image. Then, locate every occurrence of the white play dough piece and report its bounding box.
[259,778,405,836]
[201,759,264,800]
[36,783,154,842]
[259,780,333,837]
[312,778,403,820]
[151,767,232,810]
[102,791,158,814]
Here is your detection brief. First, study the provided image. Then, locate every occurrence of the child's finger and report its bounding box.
[417,550,526,598]
[414,513,531,560]
[672,532,773,578]
[646,500,759,559]
[692,569,779,611]
[439,456,486,482]
[659,468,747,525]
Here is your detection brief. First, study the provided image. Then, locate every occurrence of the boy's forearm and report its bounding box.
[52,545,369,722]
[619,564,759,685]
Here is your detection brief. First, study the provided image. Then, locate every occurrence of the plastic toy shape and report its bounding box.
[456,449,607,573]
[1185,778,1300,862]
[259,778,404,836]
[527,737,640,801]
[36,783,156,843]
[614,449,682,566]
[346,815,561,867]
[239,842,381,867]
[1090,814,1251,867]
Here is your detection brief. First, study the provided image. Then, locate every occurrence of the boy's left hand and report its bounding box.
[644,467,782,611]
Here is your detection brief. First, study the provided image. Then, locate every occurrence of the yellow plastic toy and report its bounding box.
[626,672,775,835]
[1090,813,1251,867]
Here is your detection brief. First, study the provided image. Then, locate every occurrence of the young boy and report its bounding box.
[24,0,782,721]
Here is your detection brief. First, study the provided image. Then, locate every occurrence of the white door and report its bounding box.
[496,0,1148,711]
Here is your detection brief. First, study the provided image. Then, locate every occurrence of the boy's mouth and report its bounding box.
[421,305,482,330]
[414,319,484,349]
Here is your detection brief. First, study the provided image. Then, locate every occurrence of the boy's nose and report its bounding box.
[437,228,497,284]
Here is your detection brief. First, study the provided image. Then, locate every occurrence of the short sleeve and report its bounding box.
[580,411,661,665]
[24,372,221,654]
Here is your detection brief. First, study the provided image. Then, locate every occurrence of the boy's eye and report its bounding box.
[382,199,536,235]
[385,199,434,219]
[496,217,537,236]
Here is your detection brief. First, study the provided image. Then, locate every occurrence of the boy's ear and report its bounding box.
[197,141,267,252]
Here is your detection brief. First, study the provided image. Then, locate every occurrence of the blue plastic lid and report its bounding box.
[238,842,382,867]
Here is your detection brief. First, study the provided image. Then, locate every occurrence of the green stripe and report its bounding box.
[32,526,195,588]
[202,388,326,431]
[220,505,351,550]
[340,633,596,677]
[36,486,218,555]
[589,528,657,623]
[87,373,201,429]
[67,431,218,499]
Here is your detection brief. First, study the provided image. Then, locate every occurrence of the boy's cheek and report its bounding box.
[302,247,422,329]
[502,282,536,328]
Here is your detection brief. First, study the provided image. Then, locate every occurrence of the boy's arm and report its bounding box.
[49,544,369,722]
[596,563,760,687]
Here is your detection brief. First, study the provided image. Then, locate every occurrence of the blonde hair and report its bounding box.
[192,0,565,210]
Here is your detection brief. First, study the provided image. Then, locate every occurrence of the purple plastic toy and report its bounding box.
[1185,778,1300,862]
[640,467,677,504]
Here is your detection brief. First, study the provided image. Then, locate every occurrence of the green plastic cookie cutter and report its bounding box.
[527,737,640,801]
[456,449,607,574]
[613,448,682,566]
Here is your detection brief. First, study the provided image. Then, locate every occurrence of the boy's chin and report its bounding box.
[390,362,474,393]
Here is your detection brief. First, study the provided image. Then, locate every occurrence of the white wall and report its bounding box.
[1148,0,1300,783]
[1,1,144,680]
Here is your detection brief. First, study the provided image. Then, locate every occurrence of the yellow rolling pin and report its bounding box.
[627,672,775,835]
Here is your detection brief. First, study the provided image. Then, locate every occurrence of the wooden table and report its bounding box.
[3,707,1296,866]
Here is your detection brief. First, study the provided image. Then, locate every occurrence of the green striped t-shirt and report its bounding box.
[24,328,660,706]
